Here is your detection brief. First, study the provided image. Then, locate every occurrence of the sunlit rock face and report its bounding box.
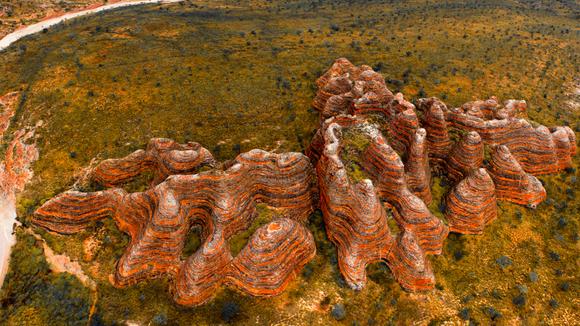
[34,149,317,306]
[405,128,432,205]
[33,58,576,303]
[487,145,546,208]
[415,97,452,172]
[175,217,316,306]
[307,116,444,251]
[445,131,484,184]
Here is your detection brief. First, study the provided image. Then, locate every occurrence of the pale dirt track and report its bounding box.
[0,0,184,51]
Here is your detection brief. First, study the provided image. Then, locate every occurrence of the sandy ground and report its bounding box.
[0,0,184,51]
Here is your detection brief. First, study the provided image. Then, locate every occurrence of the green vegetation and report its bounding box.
[429,176,450,221]
[0,230,92,325]
[181,226,202,259]
[0,0,578,324]
[340,125,371,184]
[228,204,277,256]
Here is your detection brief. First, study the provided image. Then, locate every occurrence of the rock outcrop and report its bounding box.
[416,95,576,176]
[311,58,419,154]
[415,97,452,172]
[405,128,432,205]
[357,129,448,255]
[307,58,575,293]
[174,217,315,305]
[444,107,574,176]
[314,117,435,291]
[386,230,436,291]
[487,145,546,208]
[445,168,497,234]
[93,138,216,187]
[31,58,576,303]
[308,115,448,256]
[445,131,484,183]
[34,149,316,305]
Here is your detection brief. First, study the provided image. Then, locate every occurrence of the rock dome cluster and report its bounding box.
[35,148,317,305]
[33,58,576,305]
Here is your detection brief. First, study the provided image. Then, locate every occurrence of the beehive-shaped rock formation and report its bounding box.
[174,217,315,305]
[405,128,432,205]
[487,145,546,207]
[308,115,448,256]
[312,58,419,154]
[415,92,575,177]
[445,131,484,183]
[460,97,500,119]
[415,97,452,172]
[314,117,435,291]
[34,149,317,305]
[93,138,216,187]
[445,168,497,234]
[551,126,576,171]
[307,58,575,293]
[386,230,436,291]
[356,132,448,254]
[443,105,574,175]
[316,121,395,289]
